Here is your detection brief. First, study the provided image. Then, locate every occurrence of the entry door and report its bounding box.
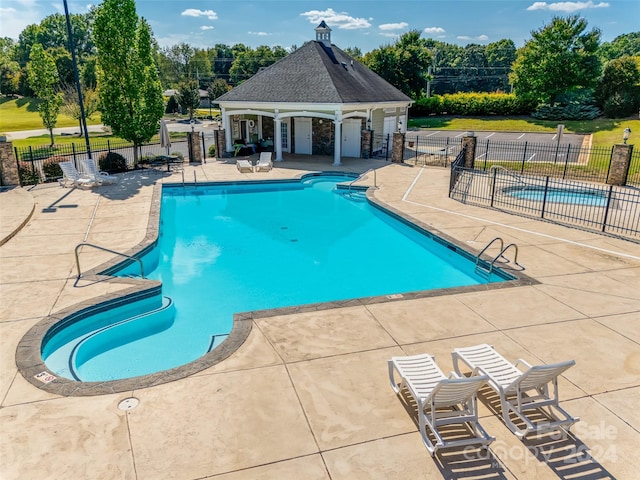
[280,120,290,153]
[342,119,361,158]
[383,116,396,139]
[294,118,312,155]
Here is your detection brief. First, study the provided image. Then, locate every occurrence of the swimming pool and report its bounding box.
[503,185,607,206]
[43,173,514,381]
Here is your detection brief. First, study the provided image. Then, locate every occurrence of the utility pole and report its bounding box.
[63,0,92,161]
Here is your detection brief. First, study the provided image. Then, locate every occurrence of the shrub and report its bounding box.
[18,161,38,185]
[165,95,180,114]
[412,93,537,116]
[532,103,602,120]
[170,151,184,160]
[603,91,640,118]
[208,144,216,157]
[98,152,128,173]
[41,155,68,182]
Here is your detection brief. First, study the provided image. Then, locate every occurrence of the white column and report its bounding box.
[222,108,232,153]
[333,115,342,166]
[274,110,283,161]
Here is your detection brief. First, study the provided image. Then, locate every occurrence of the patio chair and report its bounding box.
[255,152,273,172]
[451,344,578,439]
[81,158,119,184]
[58,161,98,188]
[388,353,494,456]
[236,158,254,173]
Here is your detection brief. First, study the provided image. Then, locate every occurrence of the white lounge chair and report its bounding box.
[388,353,494,456]
[81,158,119,184]
[255,152,272,172]
[452,344,578,439]
[236,158,254,173]
[58,161,98,188]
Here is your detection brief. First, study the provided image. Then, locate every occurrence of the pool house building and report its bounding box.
[215,21,413,165]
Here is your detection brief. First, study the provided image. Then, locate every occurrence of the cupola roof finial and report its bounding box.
[315,20,332,47]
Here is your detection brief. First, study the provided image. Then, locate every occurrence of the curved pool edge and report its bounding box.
[15,173,540,397]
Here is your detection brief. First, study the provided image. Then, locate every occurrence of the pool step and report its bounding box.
[342,191,367,202]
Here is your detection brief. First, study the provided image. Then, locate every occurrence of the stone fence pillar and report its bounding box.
[0,139,20,186]
[214,129,226,159]
[187,132,203,163]
[607,144,633,186]
[461,133,477,169]
[361,129,372,159]
[391,132,404,163]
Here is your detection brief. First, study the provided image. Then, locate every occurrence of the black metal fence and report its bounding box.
[13,135,211,185]
[403,134,639,187]
[449,165,640,241]
[370,132,391,161]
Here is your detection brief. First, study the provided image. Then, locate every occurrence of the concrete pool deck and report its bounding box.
[1,156,639,479]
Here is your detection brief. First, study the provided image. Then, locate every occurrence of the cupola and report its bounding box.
[315,21,332,48]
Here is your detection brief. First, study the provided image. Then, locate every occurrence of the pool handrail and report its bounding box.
[75,242,145,279]
[489,165,528,191]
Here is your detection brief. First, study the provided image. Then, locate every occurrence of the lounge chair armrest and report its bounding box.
[472,366,489,377]
[514,358,533,370]
[448,371,461,379]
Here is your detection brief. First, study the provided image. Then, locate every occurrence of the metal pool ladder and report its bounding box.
[344,168,377,198]
[74,242,145,279]
[475,237,521,277]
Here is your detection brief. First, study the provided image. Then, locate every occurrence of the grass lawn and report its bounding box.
[408,116,639,148]
[0,96,102,132]
[10,130,187,150]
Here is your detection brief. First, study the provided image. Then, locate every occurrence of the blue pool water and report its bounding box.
[43,174,512,381]
[503,185,607,206]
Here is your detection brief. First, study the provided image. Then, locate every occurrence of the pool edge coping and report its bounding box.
[15,174,539,397]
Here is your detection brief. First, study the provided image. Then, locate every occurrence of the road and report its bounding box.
[408,129,586,149]
[405,129,589,164]
[3,119,221,141]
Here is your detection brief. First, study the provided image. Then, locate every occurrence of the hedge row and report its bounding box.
[412,93,538,116]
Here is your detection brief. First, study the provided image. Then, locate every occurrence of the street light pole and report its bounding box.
[63,0,92,161]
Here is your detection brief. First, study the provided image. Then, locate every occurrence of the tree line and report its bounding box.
[1,0,639,155]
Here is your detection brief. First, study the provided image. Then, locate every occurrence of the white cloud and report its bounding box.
[200,26,214,31]
[0,2,46,40]
[379,22,408,31]
[300,8,371,30]
[527,1,609,13]
[457,34,490,42]
[248,31,270,36]
[424,27,445,35]
[380,32,400,38]
[181,8,218,20]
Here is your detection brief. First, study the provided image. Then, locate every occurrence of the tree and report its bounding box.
[363,30,431,98]
[598,32,640,63]
[94,0,164,166]
[0,37,20,94]
[595,56,640,117]
[207,78,229,104]
[177,80,200,120]
[14,13,94,65]
[60,83,98,135]
[343,46,363,60]
[510,15,601,106]
[229,45,287,84]
[27,43,63,146]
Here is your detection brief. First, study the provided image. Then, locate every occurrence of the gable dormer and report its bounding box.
[315,21,332,48]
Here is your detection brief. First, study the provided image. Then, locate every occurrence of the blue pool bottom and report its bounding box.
[43,174,512,381]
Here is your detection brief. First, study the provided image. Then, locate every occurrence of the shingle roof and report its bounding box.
[215,41,412,104]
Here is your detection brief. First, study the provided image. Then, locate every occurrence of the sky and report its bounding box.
[0,0,638,53]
